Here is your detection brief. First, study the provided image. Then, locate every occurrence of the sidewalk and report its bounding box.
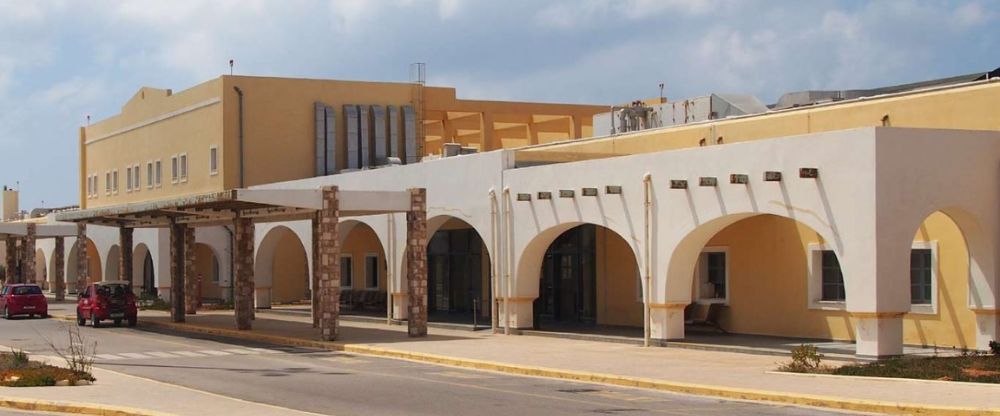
[83,308,1000,416]
[0,344,324,416]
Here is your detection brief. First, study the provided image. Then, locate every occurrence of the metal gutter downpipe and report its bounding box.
[643,173,653,347]
[387,214,395,325]
[489,189,499,333]
[233,86,245,188]
[502,187,511,335]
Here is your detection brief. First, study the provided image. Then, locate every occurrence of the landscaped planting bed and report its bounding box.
[0,351,95,387]
[833,354,1000,383]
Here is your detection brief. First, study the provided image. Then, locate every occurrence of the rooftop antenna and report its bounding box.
[229,59,234,76]
[409,62,426,85]
[658,83,665,103]
[86,114,91,126]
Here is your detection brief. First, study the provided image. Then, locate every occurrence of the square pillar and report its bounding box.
[852,312,904,358]
[22,224,36,283]
[233,216,255,330]
[391,293,408,320]
[183,227,197,315]
[406,188,428,337]
[54,237,65,301]
[317,186,341,341]
[76,223,89,292]
[119,228,133,285]
[169,221,186,323]
[4,237,15,283]
[311,211,320,328]
[650,303,687,340]
[498,298,533,329]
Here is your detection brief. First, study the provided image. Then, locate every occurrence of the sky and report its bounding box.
[0,0,997,209]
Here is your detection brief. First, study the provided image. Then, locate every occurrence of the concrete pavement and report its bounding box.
[0,312,847,416]
[120,307,1000,415]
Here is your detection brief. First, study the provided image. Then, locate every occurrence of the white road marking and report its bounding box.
[222,348,256,355]
[199,350,233,356]
[95,353,124,360]
[119,352,152,359]
[170,350,207,357]
[145,351,180,358]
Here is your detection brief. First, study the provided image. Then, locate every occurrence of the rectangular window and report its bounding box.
[126,166,133,191]
[911,249,933,305]
[86,175,92,197]
[696,249,728,301]
[340,255,353,288]
[133,164,140,192]
[171,156,178,183]
[209,146,218,175]
[820,250,845,301]
[179,153,188,180]
[365,254,379,289]
[146,162,153,188]
[155,160,162,186]
[105,172,111,195]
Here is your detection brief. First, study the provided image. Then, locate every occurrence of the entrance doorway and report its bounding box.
[535,224,597,328]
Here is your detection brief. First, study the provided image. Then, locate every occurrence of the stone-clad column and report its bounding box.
[184,227,198,315]
[54,237,66,301]
[4,237,16,283]
[317,186,341,341]
[22,224,36,284]
[311,211,320,328]
[169,221,186,323]
[406,188,428,337]
[119,228,133,285]
[76,223,89,292]
[233,216,255,330]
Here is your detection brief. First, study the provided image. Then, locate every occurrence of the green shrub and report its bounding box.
[778,344,826,373]
[8,348,29,369]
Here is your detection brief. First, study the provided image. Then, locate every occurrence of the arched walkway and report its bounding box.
[339,221,388,315]
[66,239,102,293]
[514,222,639,332]
[194,243,223,303]
[34,249,46,289]
[105,245,121,281]
[132,243,155,295]
[255,226,309,307]
[425,217,491,324]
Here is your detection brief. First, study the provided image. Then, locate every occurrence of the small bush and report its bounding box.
[778,344,827,373]
[8,348,29,369]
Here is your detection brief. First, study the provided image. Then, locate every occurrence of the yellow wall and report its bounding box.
[596,226,643,327]
[271,233,308,303]
[518,82,1000,161]
[694,213,976,348]
[340,224,386,290]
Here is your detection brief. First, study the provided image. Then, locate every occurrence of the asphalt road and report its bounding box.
[0,306,863,416]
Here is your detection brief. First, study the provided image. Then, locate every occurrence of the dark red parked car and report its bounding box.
[76,281,137,327]
[0,284,48,319]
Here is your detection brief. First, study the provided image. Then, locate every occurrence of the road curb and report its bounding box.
[62,315,1000,416]
[0,396,171,416]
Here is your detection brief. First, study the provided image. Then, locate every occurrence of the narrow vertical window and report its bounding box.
[820,250,845,301]
[133,164,140,192]
[126,167,132,191]
[209,146,218,175]
[179,154,188,180]
[365,254,379,289]
[171,156,178,183]
[105,172,111,195]
[112,170,119,193]
[146,162,153,188]
[155,160,162,186]
[340,255,353,288]
[911,249,933,305]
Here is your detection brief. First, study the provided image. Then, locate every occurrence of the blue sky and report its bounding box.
[0,0,997,208]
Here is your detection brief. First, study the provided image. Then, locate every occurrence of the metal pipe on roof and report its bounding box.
[233,86,245,188]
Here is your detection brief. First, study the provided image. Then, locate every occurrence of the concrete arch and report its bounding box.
[255,225,309,307]
[132,243,151,291]
[194,242,224,302]
[105,245,121,281]
[66,239,102,292]
[48,247,59,291]
[340,220,388,290]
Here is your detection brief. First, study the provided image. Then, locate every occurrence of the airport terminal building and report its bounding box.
[3,69,1000,358]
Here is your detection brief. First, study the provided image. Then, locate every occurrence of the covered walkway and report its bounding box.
[0,222,76,298]
[55,186,429,341]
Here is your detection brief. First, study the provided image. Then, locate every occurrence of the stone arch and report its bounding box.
[255,225,309,307]
[34,249,46,288]
[132,243,153,293]
[513,221,641,329]
[105,245,121,281]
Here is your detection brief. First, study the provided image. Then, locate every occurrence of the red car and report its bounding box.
[0,284,48,319]
[76,281,137,327]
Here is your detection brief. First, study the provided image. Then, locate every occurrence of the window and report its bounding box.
[105,172,111,195]
[126,166,133,192]
[209,146,218,175]
[133,164,140,192]
[112,170,119,194]
[171,155,178,183]
[340,255,353,288]
[820,250,845,302]
[911,247,934,306]
[146,162,153,188]
[211,256,220,283]
[155,160,162,186]
[179,153,188,181]
[365,254,379,289]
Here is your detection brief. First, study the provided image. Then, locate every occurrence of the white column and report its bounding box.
[853,313,904,358]
[650,304,686,340]
[974,311,999,350]
[499,299,533,329]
